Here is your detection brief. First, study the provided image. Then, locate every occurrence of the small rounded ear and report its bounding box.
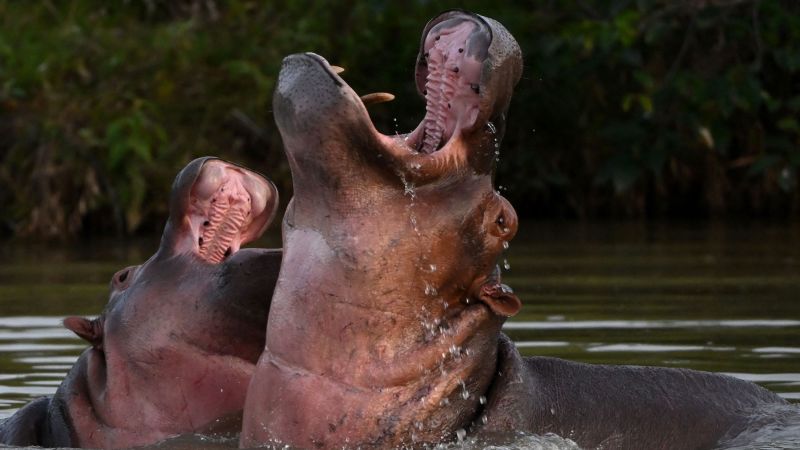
[64,316,103,350]
[478,282,521,317]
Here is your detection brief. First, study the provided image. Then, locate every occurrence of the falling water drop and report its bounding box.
[424,282,438,296]
[479,395,487,405]
[456,428,467,442]
[503,259,511,271]
[502,241,510,250]
[487,122,497,134]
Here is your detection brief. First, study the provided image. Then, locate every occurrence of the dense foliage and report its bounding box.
[1,0,798,238]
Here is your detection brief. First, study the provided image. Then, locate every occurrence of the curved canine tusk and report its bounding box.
[331,65,345,74]
[360,92,396,106]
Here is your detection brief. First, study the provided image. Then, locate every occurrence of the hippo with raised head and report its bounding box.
[240,10,786,450]
[0,157,281,448]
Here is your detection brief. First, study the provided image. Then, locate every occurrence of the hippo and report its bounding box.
[0,157,281,448]
[240,9,787,450]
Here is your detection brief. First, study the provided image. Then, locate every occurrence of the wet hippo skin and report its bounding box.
[0,157,282,448]
[240,9,786,450]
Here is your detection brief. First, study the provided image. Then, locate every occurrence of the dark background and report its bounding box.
[1,0,798,239]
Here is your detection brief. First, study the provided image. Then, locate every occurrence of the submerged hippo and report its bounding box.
[240,10,786,450]
[0,157,281,448]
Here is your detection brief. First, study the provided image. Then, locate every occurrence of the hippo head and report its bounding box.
[241,11,523,448]
[272,10,522,319]
[59,157,281,448]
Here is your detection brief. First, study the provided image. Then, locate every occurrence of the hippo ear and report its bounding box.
[64,316,104,350]
[159,157,279,263]
[477,282,521,317]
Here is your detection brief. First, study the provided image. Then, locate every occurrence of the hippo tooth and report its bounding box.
[360,92,395,106]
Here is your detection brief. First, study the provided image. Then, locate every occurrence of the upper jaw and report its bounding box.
[275,52,486,186]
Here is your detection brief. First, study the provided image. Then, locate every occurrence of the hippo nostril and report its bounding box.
[203,220,210,226]
[224,247,232,258]
[117,270,128,283]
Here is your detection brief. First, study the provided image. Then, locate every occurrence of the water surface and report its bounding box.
[0,221,797,447]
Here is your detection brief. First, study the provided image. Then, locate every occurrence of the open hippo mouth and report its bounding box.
[408,13,489,154]
[163,158,278,264]
[274,10,521,184]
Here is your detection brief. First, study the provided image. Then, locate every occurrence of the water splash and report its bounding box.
[424,281,438,297]
[459,379,470,400]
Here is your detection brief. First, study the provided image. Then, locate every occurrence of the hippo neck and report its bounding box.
[261,297,502,446]
[259,175,504,446]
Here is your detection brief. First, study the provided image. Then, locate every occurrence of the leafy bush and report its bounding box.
[0,0,797,238]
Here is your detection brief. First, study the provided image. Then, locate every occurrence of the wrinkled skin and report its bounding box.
[241,9,786,450]
[0,157,282,448]
[241,10,522,448]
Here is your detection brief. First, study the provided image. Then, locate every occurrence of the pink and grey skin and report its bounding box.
[241,9,786,450]
[0,157,282,448]
[241,10,522,448]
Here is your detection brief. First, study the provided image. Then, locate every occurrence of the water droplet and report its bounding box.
[502,241,510,250]
[550,407,556,415]
[424,282,438,296]
[487,122,497,134]
[479,395,487,405]
[503,259,511,270]
[429,264,437,272]
[481,415,488,424]
[456,428,467,442]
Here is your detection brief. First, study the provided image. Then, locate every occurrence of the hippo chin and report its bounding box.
[241,9,786,450]
[0,157,281,448]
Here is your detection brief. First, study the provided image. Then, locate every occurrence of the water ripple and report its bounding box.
[505,319,800,330]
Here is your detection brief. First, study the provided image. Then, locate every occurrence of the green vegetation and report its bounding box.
[1,0,798,238]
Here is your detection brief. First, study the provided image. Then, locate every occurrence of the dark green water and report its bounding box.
[0,221,798,447]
